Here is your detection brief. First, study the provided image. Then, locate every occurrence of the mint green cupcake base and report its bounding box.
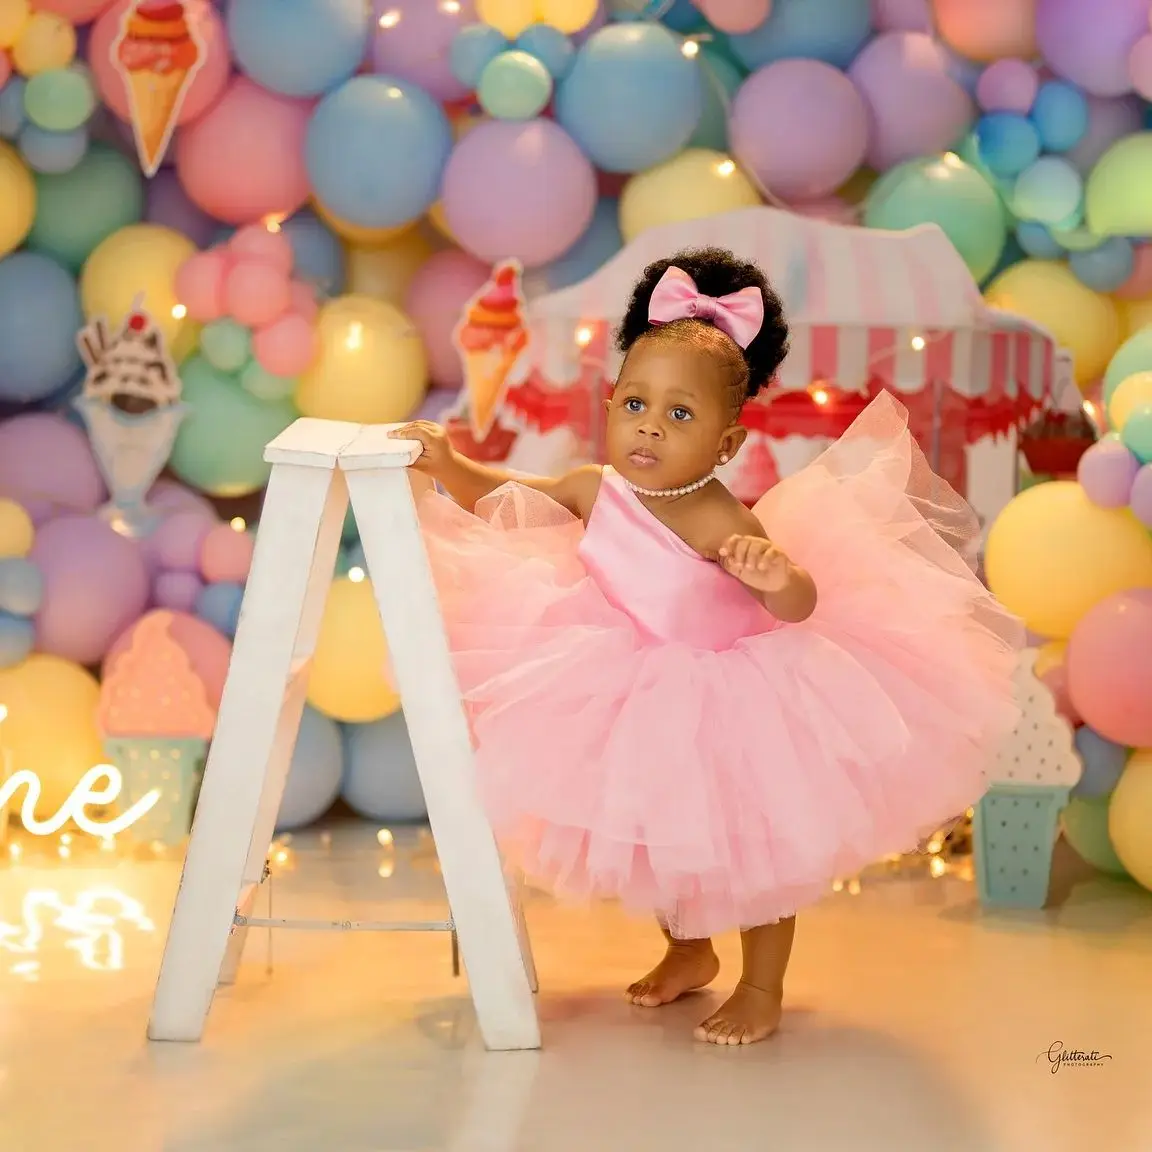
[973,783,1070,909]
[103,736,207,847]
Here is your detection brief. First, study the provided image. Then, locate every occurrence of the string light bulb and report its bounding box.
[347,566,366,583]
[171,304,187,320]
[681,40,699,58]
[376,828,394,848]
[574,325,593,347]
[910,335,926,351]
[230,516,247,533]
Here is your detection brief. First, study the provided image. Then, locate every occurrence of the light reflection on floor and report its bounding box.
[2,823,1152,1152]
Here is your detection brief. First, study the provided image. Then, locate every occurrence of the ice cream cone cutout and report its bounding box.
[452,261,530,440]
[112,0,207,177]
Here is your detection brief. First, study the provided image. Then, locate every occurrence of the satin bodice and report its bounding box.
[577,468,780,651]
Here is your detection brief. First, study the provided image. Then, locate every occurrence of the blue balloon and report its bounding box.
[556,23,703,173]
[276,705,343,830]
[0,557,44,616]
[451,23,509,88]
[0,611,34,669]
[1015,221,1064,260]
[0,252,83,404]
[1072,726,1129,799]
[1012,156,1082,226]
[194,581,244,638]
[1070,237,1135,294]
[524,197,622,295]
[658,0,702,31]
[227,0,368,97]
[18,125,88,175]
[1030,80,1089,154]
[976,112,1040,179]
[342,711,426,822]
[0,78,27,140]
[727,0,871,70]
[1120,405,1152,465]
[690,46,743,151]
[280,208,345,297]
[306,76,452,229]
[516,23,575,80]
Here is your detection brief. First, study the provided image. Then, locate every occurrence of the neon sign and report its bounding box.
[0,764,161,838]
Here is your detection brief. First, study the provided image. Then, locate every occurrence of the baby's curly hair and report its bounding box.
[615,247,790,404]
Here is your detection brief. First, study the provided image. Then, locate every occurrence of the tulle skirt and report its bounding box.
[419,394,1024,938]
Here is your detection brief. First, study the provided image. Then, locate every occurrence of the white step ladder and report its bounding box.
[147,419,540,1052]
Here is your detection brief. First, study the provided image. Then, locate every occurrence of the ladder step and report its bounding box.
[234,914,455,933]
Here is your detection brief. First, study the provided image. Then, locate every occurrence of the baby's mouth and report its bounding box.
[628,448,658,468]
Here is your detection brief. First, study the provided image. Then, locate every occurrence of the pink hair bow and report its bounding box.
[647,266,764,349]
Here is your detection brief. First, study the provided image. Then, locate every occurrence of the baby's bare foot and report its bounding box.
[625,940,720,1007]
[694,980,782,1045]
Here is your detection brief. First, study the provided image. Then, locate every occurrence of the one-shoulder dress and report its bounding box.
[417,393,1023,939]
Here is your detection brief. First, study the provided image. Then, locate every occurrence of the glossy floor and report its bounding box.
[1,825,1151,1152]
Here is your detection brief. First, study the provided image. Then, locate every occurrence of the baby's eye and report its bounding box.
[624,397,645,413]
[670,406,693,422]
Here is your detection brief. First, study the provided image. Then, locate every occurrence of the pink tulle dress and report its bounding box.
[419,393,1024,939]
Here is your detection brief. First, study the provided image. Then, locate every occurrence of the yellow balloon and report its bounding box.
[11,9,74,75]
[620,149,762,244]
[985,481,1152,639]
[477,0,535,38]
[0,140,34,259]
[535,0,598,33]
[306,577,400,723]
[0,654,104,819]
[313,197,416,247]
[0,0,29,48]
[296,294,428,424]
[1108,371,1152,432]
[985,260,1120,387]
[1117,297,1152,341]
[80,224,195,351]
[1108,750,1152,892]
[1033,640,1067,678]
[346,229,436,306]
[0,498,34,559]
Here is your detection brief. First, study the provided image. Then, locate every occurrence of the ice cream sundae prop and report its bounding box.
[449,262,530,444]
[112,0,207,176]
[74,304,187,537]
[99,610,217,846]
[973,649,1082,909]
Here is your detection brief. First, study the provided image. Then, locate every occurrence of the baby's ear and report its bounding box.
[720,425,748,462]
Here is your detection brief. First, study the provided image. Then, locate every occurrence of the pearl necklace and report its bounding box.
[623,469,717,499]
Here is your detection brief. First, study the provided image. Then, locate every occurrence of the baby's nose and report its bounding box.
[638,420,664,439]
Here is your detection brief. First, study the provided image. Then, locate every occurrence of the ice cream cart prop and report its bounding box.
[445,207,1070,531]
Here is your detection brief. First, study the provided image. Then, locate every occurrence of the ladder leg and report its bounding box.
[148,464,347,1041]
[508,874,538,994]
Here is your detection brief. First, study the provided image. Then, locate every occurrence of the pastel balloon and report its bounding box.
[195,580,243,638]
[975,112,1040,179]
[30,0,114,22]
[18,122,87,175]
[143,508,216,571]
[0,412,104,524]
[1067,589,1152,747]
[89,0,228,124]
[1086,133,1152,238]
[240,360,297,402]
[535,0,597,33]
[477,49,552,121]
[515,22,575,80]
[296,295,427,424]
[228,224,294,274]
[175,78,312,226]
[698,0,771,34]
[280,210,345,298]
[174,249,230,323]
[153,569,204,613]
[1103,327,1152,407]
[1065,94,1143,174]
[730,58,867,201]
[252,311,318,378]
[346,228,437,307]
[1108,371,1152,431]
[1062,795,1129,875]
[1120,404,1152,464]
[225,259,292,327]
[476,0,534,39]
[145,169,218,249]
[931,0,1036,63]
[312,197,416,248]
[1038,661,1080,726]
[342,712,425,821]
[1129,464,1152,527]
[199,318,252,374]
[11,11,75,75]
[372,0,477,103]
[0,555,43,615]
[1071,726,1129,799]
[451,22,508,89]
[1076,437,1140,506]
[1035,0,1149,97]
[1070,237,1135,294]
[727,0,870,71]
[288,281,320,323]
[975,58,1038,113]
[276,705,343,830]
[523,196,622,295]
[0,139,35,259]
[23,65,97,132]
[1030,80,1089,153]
[1113,242,1152,300]
[199,522,255,584]
[404,248,491,388]
[0,498,34,559]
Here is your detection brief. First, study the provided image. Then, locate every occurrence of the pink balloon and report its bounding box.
[1039,664,1082,727]
[199,522,255,583]
[698,0,771,35]
[145,478,219,522]
[228,224,295,274]
[975,58,1039,113]
[32,0,114,21]
[252,312,318,377]
[404,249,492,389]
[89,0,230,126]
[154,569,204,613]
[871,0,931,33]
[288,281,319,323]
[1128,33,1152,100]
[174,249,230,322]
[225,259,292,327]
[142,508,217,571]
[1065,94,1144,173]
[0,52,10,90]
[1067,589,1152,747]
[175,78,312,225]
[1113,242,1152,300]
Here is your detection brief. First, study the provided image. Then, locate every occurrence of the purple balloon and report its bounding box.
[146,478,220,521]
[442,119,596,269]
[871,0,931,32]
[143,509,218,572]
[30,515,150,664]
[1065,94,1144,173]
[731,60,868,201]
[1130,463,1152,526]
[1077,438,1140,507]
[1036,0,1149,98]
[146,170,219,248]
[976,58,1039,114]
[0,413,106,525]
[848,31,975,171]
[413,387,463,423]
[371,0,476,103]
[154,569,205,612]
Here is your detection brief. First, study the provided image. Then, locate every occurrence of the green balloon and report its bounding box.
[1061,795,1129,877]
[1102,327,1152,408]
[26,144,144,273]
[170,356,298,497]
[239,359,297,402]
[200,319,252,374]
[689,47,743,152]
[1085,131,1152,238]
[864,153,1007,283]
[23,67,96,133]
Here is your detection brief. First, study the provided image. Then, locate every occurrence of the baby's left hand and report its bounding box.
[718,534,792,593]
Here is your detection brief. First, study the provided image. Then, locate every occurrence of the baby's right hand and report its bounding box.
[390,420,455,476]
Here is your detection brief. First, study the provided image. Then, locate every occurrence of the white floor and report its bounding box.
[2,823,1151,1152]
